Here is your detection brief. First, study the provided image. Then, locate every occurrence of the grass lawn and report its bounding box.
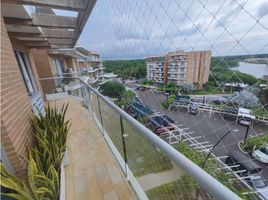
[252,107,268,118]
[192,85,225,95]
[146,175,198,200]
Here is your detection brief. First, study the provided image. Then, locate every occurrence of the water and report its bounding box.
[232,62,268,79]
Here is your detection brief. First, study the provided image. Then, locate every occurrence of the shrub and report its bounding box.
[1,104,70,200]
[240,133,268,152]
[32,104,70,174]
[161,95,176,109]
[100,81,126,99]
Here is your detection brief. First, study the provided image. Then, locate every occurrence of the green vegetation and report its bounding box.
[99,101,173,177]
[100,81,126,99]
[157,82,178,93]
[104,59,146,79]
[140,79,154,86]
[116,90,136,107]
[176,141,253,200]
[240,133,268,152]
[146,175,197,200]
[259,89,268,106]
[99,81,136,107]
[147,141,254,200]
[211,54,268,69]
[252,107,268,118]
[161,94,176,109]
[1,104,70,200]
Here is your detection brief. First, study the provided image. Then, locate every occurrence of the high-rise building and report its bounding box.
[146,50,211,87]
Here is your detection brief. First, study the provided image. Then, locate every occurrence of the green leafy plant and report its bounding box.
[1,154,60,200]
[1,104,70,199]
[161,94,176,109]
[176,141,254,199]
[32,104,70,173]
[240,133,268,152]
[99,81,126,99]
[116,90,136,107]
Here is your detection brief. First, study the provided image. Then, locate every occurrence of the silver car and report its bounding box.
[252,146,268,164]
[246,175,268,200]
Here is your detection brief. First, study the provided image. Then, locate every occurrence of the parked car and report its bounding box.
[161,115,175,124]
[225,151,263,176]
[148,116,175,135]
[245,175,268,200]
[136,86,147,91]
[252,146,268,164]
[222,108,238,119]
[237,108,255,126]
[188,103,199,115]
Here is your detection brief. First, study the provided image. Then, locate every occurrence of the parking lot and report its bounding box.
[134,89,268,180]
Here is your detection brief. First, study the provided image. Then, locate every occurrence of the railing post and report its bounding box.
[97,96,105,136]
[119,116,128,178]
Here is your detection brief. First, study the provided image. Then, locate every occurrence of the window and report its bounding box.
[53,58,64,75]
[53,58,65,87]
[14,50,37,94]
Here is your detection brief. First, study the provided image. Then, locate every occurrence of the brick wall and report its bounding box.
[1,17,33,179]
[31,50,57,94]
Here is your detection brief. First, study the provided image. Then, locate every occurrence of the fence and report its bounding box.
[39,77,241,200]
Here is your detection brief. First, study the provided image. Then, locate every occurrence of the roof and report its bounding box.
[228,151,262,172]
[75,46,100,56]
[103,73,118,78]
[2,0,97,49]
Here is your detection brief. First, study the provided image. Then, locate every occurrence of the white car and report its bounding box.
[246,175,268,200]
[252,146,268,164]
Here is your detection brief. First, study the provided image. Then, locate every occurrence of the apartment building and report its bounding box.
[76,46,105,83]
[31,46,104,95]
[146,55,166,83]
[146,50,211,88]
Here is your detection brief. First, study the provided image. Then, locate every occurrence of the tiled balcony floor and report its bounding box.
[50,97,135,200]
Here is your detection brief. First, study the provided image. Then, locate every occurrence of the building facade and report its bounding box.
[1,1,96,179]
[76,47,105,83]
[146,50,211,87]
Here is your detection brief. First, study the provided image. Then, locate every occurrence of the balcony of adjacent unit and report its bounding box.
[167,70,179,74]
[37,77,241,200]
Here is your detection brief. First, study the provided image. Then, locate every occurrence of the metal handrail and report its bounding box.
[39,77,241,200]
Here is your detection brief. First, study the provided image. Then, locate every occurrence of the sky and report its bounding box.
[78,0,268,60]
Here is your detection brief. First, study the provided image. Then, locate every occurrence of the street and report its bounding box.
[134,89,268,180]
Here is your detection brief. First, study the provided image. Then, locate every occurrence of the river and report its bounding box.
[232,62,268,79]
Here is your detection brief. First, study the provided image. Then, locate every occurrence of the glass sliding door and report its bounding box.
[53,58,65,87]
[14,50,37,95]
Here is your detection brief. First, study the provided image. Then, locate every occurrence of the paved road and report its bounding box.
[134,89,268,180]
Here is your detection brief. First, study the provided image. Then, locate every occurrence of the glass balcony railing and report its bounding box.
[39,77,242,200]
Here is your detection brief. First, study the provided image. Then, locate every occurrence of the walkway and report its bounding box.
[137,162,184,191]
[50,97,135,200]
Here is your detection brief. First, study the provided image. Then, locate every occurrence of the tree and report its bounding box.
[229,90,259,108]
[259,89,268,108]
[182,83,195,94]
[103,60,146,79]
[116,90,136,107]
[100,81,126,99]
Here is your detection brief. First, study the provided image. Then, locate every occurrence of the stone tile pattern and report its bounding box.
[52,98,135,200]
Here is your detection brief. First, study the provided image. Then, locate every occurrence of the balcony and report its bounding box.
[50,97,134,199]
[39,77,241,200]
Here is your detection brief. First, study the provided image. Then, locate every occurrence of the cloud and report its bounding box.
[258,2,268,18]
[78,0,268,59]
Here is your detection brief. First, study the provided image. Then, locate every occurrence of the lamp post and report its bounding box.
[243,124,250,143]
[196,130,233,200]
[201,130,233,168]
